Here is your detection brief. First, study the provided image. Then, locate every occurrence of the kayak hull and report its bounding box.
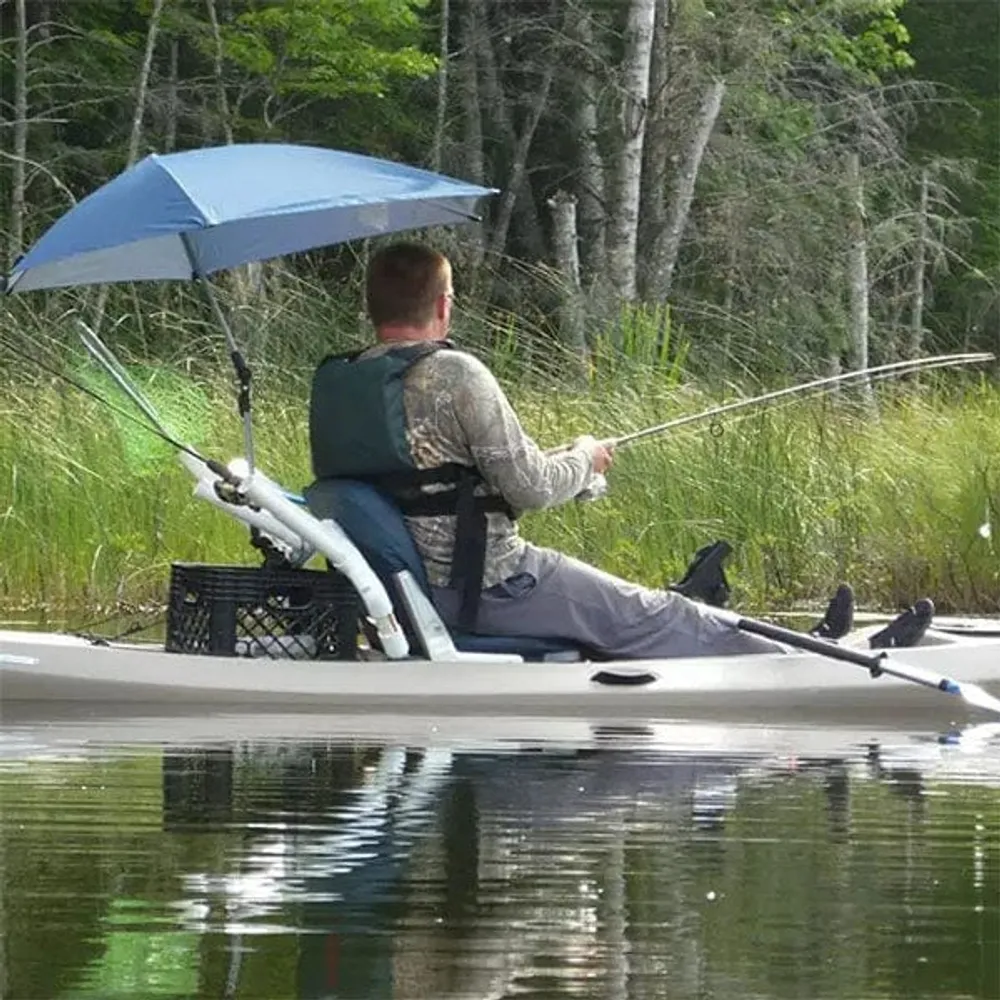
[2,626,999,724]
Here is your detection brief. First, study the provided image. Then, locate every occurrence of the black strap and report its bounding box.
[452,472,488,633]
[373,462,471,493]
[368,464,513,633]
[394,490,511,518]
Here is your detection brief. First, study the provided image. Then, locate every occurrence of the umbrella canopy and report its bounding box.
[6,143,496,293]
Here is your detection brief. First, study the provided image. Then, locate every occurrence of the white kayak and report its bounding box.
[2,621,1000,724]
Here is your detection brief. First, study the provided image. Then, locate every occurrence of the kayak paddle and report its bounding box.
[728,612,1000,715]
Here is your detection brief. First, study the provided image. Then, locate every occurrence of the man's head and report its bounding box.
[366,242,453,342]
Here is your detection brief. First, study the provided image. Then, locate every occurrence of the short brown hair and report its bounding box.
[365,243,450,328]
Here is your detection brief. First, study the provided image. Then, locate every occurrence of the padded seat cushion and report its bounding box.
[452,631,582,659]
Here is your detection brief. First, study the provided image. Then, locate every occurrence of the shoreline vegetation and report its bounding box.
[1,286,998,620]
[1,1,996,624]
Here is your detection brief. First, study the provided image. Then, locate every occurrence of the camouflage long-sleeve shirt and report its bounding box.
[361,341,594,588]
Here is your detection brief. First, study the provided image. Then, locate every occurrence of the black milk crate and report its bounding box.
[165,563,361,660]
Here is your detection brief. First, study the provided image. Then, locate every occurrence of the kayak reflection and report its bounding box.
[2,714,996,1000]
[152,727,997,1000]
[161,740,752,998]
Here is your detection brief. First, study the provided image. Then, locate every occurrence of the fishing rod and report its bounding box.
[0,325,412,658]
[643,353,998,444]
[604,352,995,450]
[76,319,171,438]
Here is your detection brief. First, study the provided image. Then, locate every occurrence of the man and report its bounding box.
[308,242,867,658]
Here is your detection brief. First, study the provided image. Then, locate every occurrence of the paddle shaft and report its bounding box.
[736,615,959,694]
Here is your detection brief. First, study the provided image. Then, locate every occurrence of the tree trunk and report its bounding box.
[457,0,485,269]
[486,60,556,264]
[846,152,874,400]
[637,0,670,300]
[605,0,656,303]
[207,0,264,302]
[9,0,28,266]
[206,0,234,144]
[165,36,179,152]
[126,0,166,167]
[908,166,930,360]
[570,9,607,287]
[458,3,484,184]
[648,78,725,302]
[476,3,545,261]
[547,190,587,358]
[720,201,739,368]
[94,0,165,332]
[431,0,449,172]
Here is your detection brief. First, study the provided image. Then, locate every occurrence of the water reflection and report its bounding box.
[0,719,996,999]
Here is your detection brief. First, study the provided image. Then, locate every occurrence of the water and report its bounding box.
[0,711,997,1000]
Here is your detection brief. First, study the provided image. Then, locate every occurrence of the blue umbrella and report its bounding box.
[4,143,496,470]
[5,143,496,292]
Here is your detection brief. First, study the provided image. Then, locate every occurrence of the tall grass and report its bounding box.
[1,280,998,614]
[2,369,999,614]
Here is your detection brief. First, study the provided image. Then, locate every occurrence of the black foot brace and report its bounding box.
[869,598,935,649]
[669,540,732,608]
[810,583,855,641]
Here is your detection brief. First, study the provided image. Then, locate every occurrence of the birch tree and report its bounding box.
[605,0,656,302]
[430,0,449,172]
[455,0,486,269]
[568,4,607,287]
[164,35,179,151]
[547,189,587,357]
[485,60,557,264]
[93,0,166,336]
[474,0,546,261]
[907,166,929,358]
[456,0,484,185]
[647,78,725,303]
[125,0,166,168]
[8,0,28,265]
[205,0,233,144]
[846,151,873,395]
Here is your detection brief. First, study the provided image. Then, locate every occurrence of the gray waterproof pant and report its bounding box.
[431,544,786,658]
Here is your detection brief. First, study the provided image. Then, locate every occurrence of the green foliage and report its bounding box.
[774,0,914,78]
[224,0,436,99]
[902,0,1000,345]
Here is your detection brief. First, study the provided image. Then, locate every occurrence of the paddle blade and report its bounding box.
[956,681,1000,715]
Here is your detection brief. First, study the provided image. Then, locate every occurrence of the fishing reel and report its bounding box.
[575,473,609,503]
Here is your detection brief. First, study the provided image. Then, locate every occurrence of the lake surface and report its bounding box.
[0,710,997,1000]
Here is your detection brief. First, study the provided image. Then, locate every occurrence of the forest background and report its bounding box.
[0,0,998,616]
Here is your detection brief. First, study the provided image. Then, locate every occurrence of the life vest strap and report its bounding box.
[367,466,513,633]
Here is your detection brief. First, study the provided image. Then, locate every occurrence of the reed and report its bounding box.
[1,283,997,614]
[1,363,998,615]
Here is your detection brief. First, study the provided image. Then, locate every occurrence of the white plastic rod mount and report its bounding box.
[239,469,410,659]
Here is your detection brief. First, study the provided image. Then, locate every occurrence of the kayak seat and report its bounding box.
[303,478,584,662]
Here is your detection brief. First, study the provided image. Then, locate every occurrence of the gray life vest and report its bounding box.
[308,341,513,632]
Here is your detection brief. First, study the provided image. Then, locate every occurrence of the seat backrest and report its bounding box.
[304,478,432,596]
[304,477,583,663]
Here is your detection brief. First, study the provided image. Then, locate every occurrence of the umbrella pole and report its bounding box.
[187,267,256,473]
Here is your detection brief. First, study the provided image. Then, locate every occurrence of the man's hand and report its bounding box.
[574,435,615,475]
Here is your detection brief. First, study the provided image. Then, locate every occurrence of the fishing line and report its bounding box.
[0,332,216,469]
[76,319,169,434]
